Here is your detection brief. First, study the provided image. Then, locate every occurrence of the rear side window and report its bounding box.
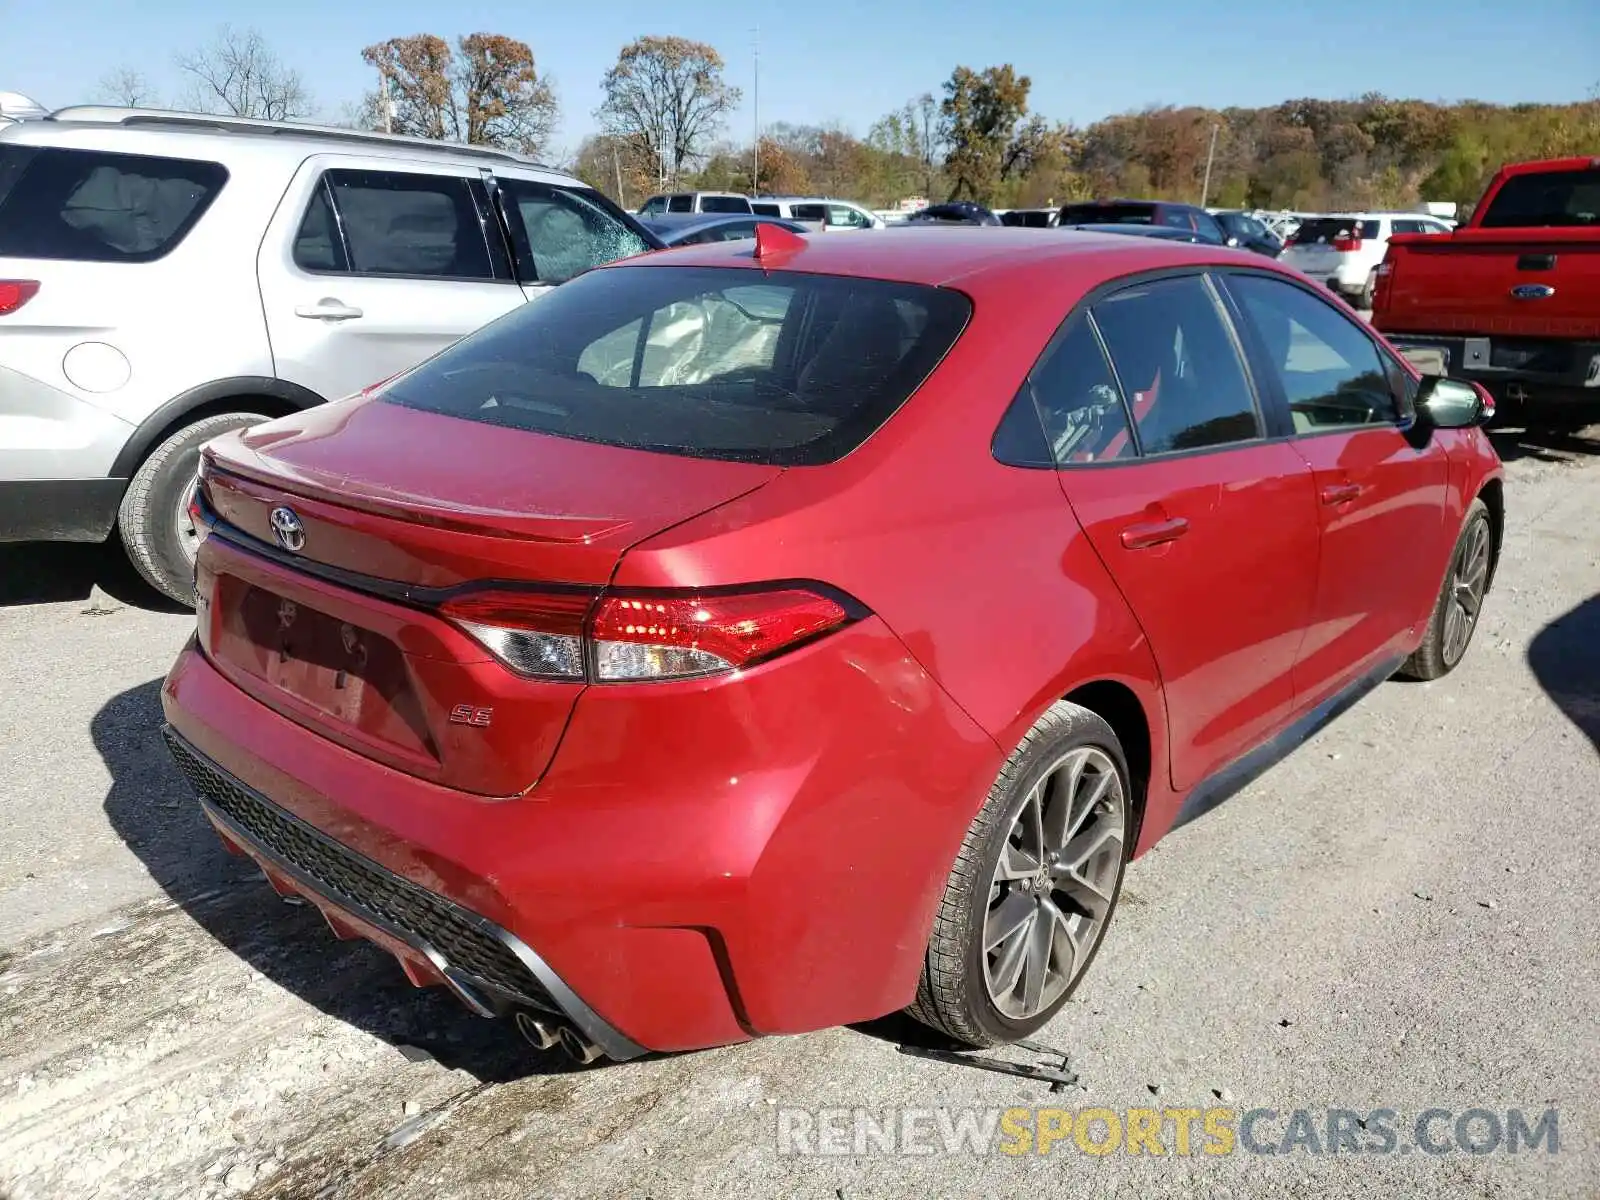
[306,170,492,280]
[667,195,693,213]
[380,265,972,466]
[1091,275,1261,455]
[1479,168,1600,228]
[699,195,751,214]
[0,146,226,262]
[1028,315,1136,464]
[751,202,782,217]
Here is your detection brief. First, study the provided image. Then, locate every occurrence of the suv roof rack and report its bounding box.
[45,106,557,171]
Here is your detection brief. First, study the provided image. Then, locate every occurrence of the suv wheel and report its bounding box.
[118,411,268,604]
[908,701,1131,1047]
[1399,498,1492,681]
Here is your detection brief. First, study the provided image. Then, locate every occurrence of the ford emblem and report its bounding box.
[1509,283,1555,300]
[269,506,306,552]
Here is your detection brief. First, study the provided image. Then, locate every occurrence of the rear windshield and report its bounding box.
[1058,203,1156,226]
[381,265,972,466]
[0,145,227,262]
[698,195,751,214]
[1479,168,1600,228]
[1290,217,1376,244]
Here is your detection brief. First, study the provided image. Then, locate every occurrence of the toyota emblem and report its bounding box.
[269,506,306,552]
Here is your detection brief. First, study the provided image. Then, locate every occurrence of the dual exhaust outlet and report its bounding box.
[514,1010,606,1065]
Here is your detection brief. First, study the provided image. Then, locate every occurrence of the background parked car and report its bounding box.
[1279,211,1453,307]
[1057,199,1231,246]
[998,208,1060,227]
[903,201,1001,225]
[639,213,810,247]
[0,105,660,604]
[1210,209,1285,257]
[637,191,753,216]
[750,196,884,229]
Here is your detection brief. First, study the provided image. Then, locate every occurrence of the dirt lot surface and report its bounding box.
[2,424,1597,1199]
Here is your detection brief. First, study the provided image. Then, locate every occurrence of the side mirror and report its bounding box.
[1415,375,1494,429]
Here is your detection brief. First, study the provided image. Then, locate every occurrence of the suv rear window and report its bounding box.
[1290,217,1379,244]
[1479,168,1600,228]
[1059,203,1156,226]
[380,265,972,466]
[0,146,227,262]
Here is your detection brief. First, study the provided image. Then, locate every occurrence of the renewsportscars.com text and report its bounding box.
[776,1105,1561,1158]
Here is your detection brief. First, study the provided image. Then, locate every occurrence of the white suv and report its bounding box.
[1,108,656,601]
[0,106,659,602]
[1279,211,1453,307]
[750,196,884,230]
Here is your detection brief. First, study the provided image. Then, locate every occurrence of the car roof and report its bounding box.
[0,106,584,186]
[618,226,1264,288]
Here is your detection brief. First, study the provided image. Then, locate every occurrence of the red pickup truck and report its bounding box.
[1372,156,1600,424]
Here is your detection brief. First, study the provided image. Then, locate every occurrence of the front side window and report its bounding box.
[498,179,650,285]
[1090,275,1261,455]
[639,195,669,215]
[698,194,750,214]
[380,265,972,466]
[0,146,227,262]
[1227,274,1399,431]
[828,204,871,228]
[751,202,781,217]
[314,170,492,279]
[667,194,693,213]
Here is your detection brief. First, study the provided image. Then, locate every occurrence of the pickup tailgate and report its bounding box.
[1377,229,1600,338]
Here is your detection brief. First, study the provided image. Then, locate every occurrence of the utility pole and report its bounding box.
[1199,122,1219,208]
[751,26,760,194]
[613,142,626,209]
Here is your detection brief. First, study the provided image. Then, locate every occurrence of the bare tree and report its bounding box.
[95,67,160,108]
[596,36,741,189]
[175,26,313,120]
[360,33,559,157]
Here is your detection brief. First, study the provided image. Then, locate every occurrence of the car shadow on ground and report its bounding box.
[0,541,186,612]
[1527,593,1600,755]
[94,678,596,1084]
[1488,420,1600,464]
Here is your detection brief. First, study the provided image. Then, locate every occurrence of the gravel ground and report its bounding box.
[1,424,1597,1200]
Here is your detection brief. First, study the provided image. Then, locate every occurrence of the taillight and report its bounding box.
[1373,258,1395,313]
[0,280,39,315]
[439,585,853,683]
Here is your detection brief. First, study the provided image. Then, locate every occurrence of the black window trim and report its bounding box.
[1211,265,1420,443]
[293,167,515,286]
[0,144,230,265]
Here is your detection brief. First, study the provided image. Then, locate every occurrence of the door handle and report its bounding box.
[294,300,364,321]
[1120,516,1189,550]
[1320,482,1362,506]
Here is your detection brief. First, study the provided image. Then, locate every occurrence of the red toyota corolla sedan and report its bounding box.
[162,225,1503,1063]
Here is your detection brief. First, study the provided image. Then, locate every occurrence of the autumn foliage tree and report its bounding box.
[940,65,1034,203]
[360,33,558,157]
[597,36,741,189]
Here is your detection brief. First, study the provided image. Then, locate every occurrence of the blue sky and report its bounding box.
[5,0,1596,161]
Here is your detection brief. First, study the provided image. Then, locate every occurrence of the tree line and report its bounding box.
[99,27,1598,215]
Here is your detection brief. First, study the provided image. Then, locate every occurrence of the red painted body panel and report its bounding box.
[161,228,1505,1053]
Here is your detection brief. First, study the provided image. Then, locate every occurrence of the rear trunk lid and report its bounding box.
[197,397,781,795]
[1375,229,1600,338]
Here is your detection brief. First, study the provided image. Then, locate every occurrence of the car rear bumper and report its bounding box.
[1384,333,1600,396]
[160,619,999,1052]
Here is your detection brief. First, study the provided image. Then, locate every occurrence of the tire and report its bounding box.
[1398,498,1492,681]
[907,700,1132,1048]
[118,411,268,604]
[1358,268,1377,311]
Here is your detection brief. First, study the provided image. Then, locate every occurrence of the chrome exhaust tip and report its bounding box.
[514,1011,561,1051]
[556,1024,605,1065]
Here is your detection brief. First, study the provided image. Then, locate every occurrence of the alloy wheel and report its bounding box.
[983,746,1126,1021]
[1443,516,1490,666]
